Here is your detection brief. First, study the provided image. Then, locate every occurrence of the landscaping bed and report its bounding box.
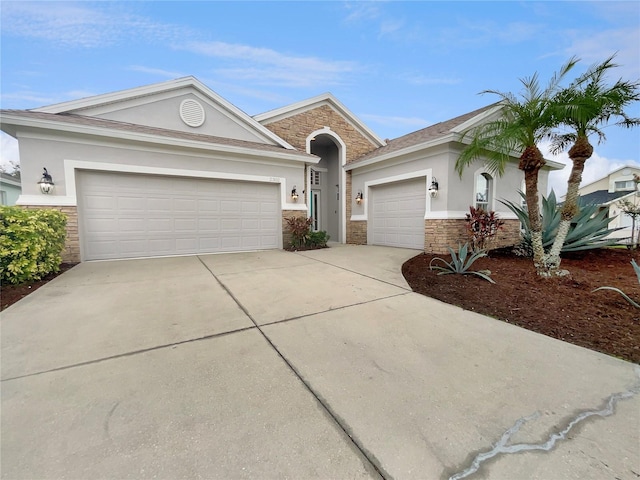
[402,247,640,364]
[1,263,77,311]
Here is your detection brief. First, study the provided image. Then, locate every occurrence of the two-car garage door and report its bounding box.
[77,171,280,260]
[370,178,426,250]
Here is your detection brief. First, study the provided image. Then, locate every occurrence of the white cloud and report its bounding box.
[181,41,359,88]
[129,66,186,79]
[440,20,543,49]
[1,89,99,109]
[1,2,196,48]
[342,3,382,24]
[379,19,405,37]
[561,27,640,78]
[540,141,640,198]
[399,73,463,86]
[360,113,430,130]
[0,133,20,173]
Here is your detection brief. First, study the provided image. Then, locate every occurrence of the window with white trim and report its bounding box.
[311,169,321,186]
[475,173,492,210]
[615,180,635,191]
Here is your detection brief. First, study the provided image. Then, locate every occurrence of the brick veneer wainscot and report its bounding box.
[425,218,521,254]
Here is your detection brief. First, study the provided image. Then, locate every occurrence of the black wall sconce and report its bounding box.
[355,190,363,205]
[428,177,439,198]
[291,186,299,202]
[38,168,55,194]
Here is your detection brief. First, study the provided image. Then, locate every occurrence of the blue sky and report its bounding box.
[1,1,639,195]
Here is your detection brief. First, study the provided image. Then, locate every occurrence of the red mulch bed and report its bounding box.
[1,263,77,311]
[402,248,640,364]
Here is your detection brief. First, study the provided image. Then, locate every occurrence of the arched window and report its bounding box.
[475,173,492,210]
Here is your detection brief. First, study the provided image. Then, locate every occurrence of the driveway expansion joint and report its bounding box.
[294,251,413,292]
[197,255,391,480]
[258,291,413,329]
[0,326,257,382]
[445,366,640,480]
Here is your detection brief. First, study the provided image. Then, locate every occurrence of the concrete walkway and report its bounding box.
[1,245,638,479]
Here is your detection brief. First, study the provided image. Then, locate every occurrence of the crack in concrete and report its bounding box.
[448,366,640,480]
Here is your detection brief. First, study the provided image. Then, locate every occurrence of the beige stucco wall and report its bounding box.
[575,167,640,196]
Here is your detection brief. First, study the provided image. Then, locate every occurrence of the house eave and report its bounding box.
[602,190,638,206]
[1,112,318,165]
[345,131,565,172]
[346,135,455,171]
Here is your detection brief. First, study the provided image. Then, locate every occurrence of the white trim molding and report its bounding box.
[355,169,433,221]
[424,210,518,220]
[16,195,77,207]
[306,128,348,243]
[62,160,298,208]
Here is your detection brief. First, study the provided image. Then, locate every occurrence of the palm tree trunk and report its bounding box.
[545,135,594,270]
[520,146,546,272]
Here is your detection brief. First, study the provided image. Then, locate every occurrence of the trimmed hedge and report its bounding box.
[0,206,67,285]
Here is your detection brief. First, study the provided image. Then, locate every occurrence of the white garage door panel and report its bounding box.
[370,178,426,250]
[78,171,280,260]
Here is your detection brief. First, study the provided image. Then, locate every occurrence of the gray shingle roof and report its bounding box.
[577,189,635,206]
[349,103,500,165]
[0,110,316,159]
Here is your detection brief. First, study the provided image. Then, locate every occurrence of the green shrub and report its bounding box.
[429,243,495,283]
[309,230,330,248]
[285,216,330,249]
[500,190,622,255]
[0,206,67,285]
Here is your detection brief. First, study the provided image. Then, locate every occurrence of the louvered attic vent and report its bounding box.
[180,99,205,127]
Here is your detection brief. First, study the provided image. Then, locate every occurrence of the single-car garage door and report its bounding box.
[370,178,426,250]
[77,171,280,260]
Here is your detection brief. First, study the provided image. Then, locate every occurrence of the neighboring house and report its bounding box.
[567,165,640,242]
[0,76,562,263]
[0,172,22,206]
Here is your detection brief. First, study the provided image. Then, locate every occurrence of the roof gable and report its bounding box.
[346,104,500,169]
[0,109,317,164]
[254,93,385,148]
[32,77,293,149]
[578,165,640,194]
[346,103,563,171]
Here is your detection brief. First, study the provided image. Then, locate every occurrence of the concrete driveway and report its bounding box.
[1,245,638,479]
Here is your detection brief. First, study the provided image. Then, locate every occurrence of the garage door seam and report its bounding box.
[196,256,391,480]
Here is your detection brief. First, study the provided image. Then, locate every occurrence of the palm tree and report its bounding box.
[546,56,640,269]
[456,58,578,275]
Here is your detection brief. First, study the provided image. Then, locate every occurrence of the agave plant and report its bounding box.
[500,190,622,254]
[592,259,640,309]
[429,243,495,283]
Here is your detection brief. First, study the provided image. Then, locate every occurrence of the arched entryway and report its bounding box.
[306,129,346,243]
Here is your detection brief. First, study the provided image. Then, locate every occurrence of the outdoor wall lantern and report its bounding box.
[355,191,364,205]
[38,168,55,194]
[428,177,439,198]
[291,186,299,202]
